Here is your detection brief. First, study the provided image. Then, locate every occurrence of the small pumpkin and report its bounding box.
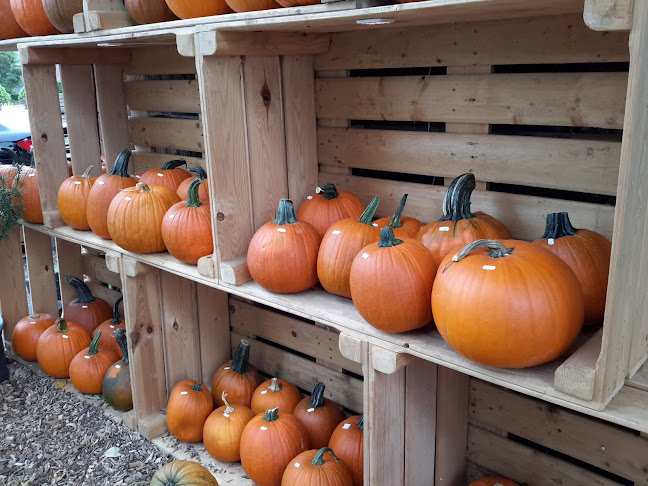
[87,149,138,239]
[251,377,302,415]
[204,392,255,462]
[0,0,27,40]
[293,382,345,450]
[350,227,437,333]
[240,408,310,486]
[224,0,281,13]
[92,297,126,358]
[36,318,91,378]
[0,164,19,187]
[167,379,214,443]
[281,447,353,486]
[163,0,232,19]
[107,182,181,254]
[57,165,97,230]
[125,0,178,24]
[10,0,60,36]
[433,239,585,368]
[469,478,519,486]
[176,167,210,203]
[211,339,262,408]
[297,184,364,237]
[161,178,214,265]
[63,275,113,335]
[150,460,220,486]
[69,331,120,395]
[372,194,423,239]
[102,329,133,411]
[317,196,381,299]
[328,416,363,486]
[16,152,43,224]
[139,159,192,192]
[248,198,321,294]
[11,313,55,361]
[533,212,611,326]
[42,0,83,33]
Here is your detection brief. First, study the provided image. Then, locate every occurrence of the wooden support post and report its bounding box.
[23,227,59,317]
[0,226,29,337]
[94,65,130,171]
[54,238,84,308]
[74,0,134,33]
[584,0,634,31]
[196,285,230,383]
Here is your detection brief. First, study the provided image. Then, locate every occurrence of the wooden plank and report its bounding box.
[84,10,134,31]
[230,299,363,375]
[627,361,648,392]
[130,151,205,174]
[220,256,252,286]
[129,117,204,153]
[95,65,130,172]
[371,347,415,375]
[82,252,122,289]
[126,80,201,114]
[584,0,634,31]
[315,14,629,70]
[85,279,122,308]
[23,227,59,317]
[315,72,627,129]
[125,46,197,76]
[554,330,603,400]
[0,226,29,337]
[55,239,84,308]
[196,285,230,384]
[189,31,331,57]
[317,127,621,195]
[19,47,131,65]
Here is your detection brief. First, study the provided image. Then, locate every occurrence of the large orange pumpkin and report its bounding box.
[240,408,310,486]
[69,331,120,395]
[57,165,97,230]
[167,380,214,443]
[10,0,60,36]
[372,194,423,239]
[164,0,232,19]
[350,227,437,333]
[297,184,365,238]
[11,313,55,362]
[0,0,26,41]
[176,167,209,203]
[63,275,113,335]
[433,239,585,368]
[416,173,511,268]
[225,0,281,13]
[533,212,611,326]
[211,339,262,408]
[92,297,125,358]
[293,382,345,450]
[139,159,192,192]
[41,0,83,33]
[36,318,91,378]
[469,477,519,486]
[16,153,43,224]
[102,329,133,411]
[328,416,363,486]
[125,0,178,24]
[87,149,138,239]
[107,182,181,253]
[281,447,353,486]
[204,392,255,463]
[151,461,220,486]
[251,377,302,415]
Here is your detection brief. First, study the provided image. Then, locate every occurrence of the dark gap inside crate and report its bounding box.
[149,112,199,120]
[493,62,630,74]
[149,147,204,159]
[254,335,317,363]
[143,74,197,81]
[490,124,623,141]
[488,183,616,205]
[349,119,446,132]
[351,167,446,187]
[349,66,447,77]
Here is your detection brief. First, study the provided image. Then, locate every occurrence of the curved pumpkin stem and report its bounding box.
[111,297,123,326]
[55,318,69,333]
[231,339,252,374]
[114,328,129,364]
[357,196,380,225]
[88,331,101,356]
[222,392,235,414]
[378,226,403,248]
[357,416,364,431]
[160,159,187,170]
[135,182,153,193]
[188,167,207,180]
[316,183,339,201]
[309,381,326,408]
[65,275,96,303]
[541,212,578,239]
[439,173,476,229]
[81,165,95,179]
[110,149,132,177]
[190,383,203,392]
[312,447,341,466]
[186,179,202,208]
[443,239,514,273]
[388,194,409,229]
[267,377,282,393]
[262,407,280,422]
[273,199,298,225]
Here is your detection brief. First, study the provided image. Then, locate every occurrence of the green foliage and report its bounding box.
[0,167,23,243]
[57,80,62,93]
[0,52,22,95]
[18,86,25,101]
[0,85,11,104]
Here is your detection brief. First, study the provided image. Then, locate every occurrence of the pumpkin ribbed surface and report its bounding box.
[17,162,42,224]
[10,0,60,36]
[69,331,120,395]
[0,0,26,39]
[297,184,364,238]
[281,447,353,486]
[58,166,97,230]
[164,0,232,18]
[328,416,363,486]
[42,0,83,33]
[225,0,281,13]
[12,313,55,362]
[36,319,91,379]
[125,0,178,24]
[204,393,255,462]
[150,460,220,486]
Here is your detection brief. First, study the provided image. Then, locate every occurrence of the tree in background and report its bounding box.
[0,52,22,98]
[0,85,11,104]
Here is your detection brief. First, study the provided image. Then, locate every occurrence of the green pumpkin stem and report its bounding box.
[263,407,280,422]
[160,159,187,170]
[316,183,339,200]
[114,329,129,364]
[312,447,341,466]
[443,239,514,273]
[440,173,476,226]
[111,297,123,326]
[190,383,203,392]
[273,199,298,225]
[378,226,403,248]
[65,275,96,303]
[268,377,282,393]
[357,416,364,431]
[232,339,252,374]
[309,381,326,408]
[357,196,380,225]
[222,392,235,414]
[388,194,409,229]
[110,149,132,177]
[541,212,578,239]
[55,318,69,333]
[188,167,207,180]
[88,331,101,356]
[186,179,202,208]
[81,165,94,178]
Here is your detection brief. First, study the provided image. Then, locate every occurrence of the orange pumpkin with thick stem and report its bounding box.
[164,0,232,18]
[317,196,381,299]
[41,0,83,33]
[102,329,133,411]
[36,318,91,379]
[92,297,125,358]
[12,313,55,362]
[433,239,585,368]
[176,167,209,203]
[63,275,113,335]
[139,159,192,192]
[224,0,281,13]
[167,379,214,443]
[469,477,519,486]
[204,392,255,462]
[125,0,178,24]
[69,331,120,395]
[10,0,60,36]
[57,165,97,230]
[16,153,43,224]
[416,173,511,268]
[293,382,345,450]
[251,377,302,415]
[211,339,262,408]
[248,199,321,294]
[372,194,424,239]
[298,184,365,237]
[533,212,611,326]
[281,447,353,486]
[350,227,437,333]
[151,460,220,486]
[328,416,363,486]
[0,0,27,40]
[240,407,310,486]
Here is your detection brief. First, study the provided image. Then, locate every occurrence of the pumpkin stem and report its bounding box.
[267,377,282,393]
[378,226,403,248]
[65,275,96,304]
[541,212,578,239]
[273,199,298,225]
[357,416,364,431]
[312,447,341,466]
[231,339,252,374]
[28,313,41,319]
[186,179,202,208]
[388,194,409,229]
[110,149,132,177]
[222,392,235,414]
[135,182,153,193]
[309,381,326,408]
[114,329,129,364]
[81,166,95,179]
[55,318,69,333]
[160,159,187,170]
[190,383,203,392]
[188,167,207,180]
[357,196,380,225]
[316,183,339,200]
[439,173,476,231]
[88,331,101,356]
[443,239,514,273]
[262,407,280,422]
[111,297,123,326]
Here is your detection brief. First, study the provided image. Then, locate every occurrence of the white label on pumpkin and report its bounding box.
[372,223,379,227]
[342,423,351,430]
[260,390,268,395]
[307,196,313,200]
[109,325,115,329]
[277,228,287,233]
[361,253,369,259]
[98,181,105,185]
[307,408,315,413]
[82,305,88,309]
[28,173,35,177]
[482,265,496,271]
[332,230,341,235]
[115,365,121,369]
[168,214,175,220]
[548,238,555,245]
[30,321,36,325]
[74,181,82,185]
[180,391,188,395]
[223,413,230,418]
[62,335,69,339]
[224,367,231,370]
[84,355,91,360]
[124,197,132,202]
[157,173,164,177]
[439,226,450,232]
[260,426,268,431]
[294,463,301,468]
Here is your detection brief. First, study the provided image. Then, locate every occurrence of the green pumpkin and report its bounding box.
[150,461,219,486]
[102,329,133,411]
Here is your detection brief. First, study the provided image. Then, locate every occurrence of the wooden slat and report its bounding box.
[130,151,205,174]
[187,31,331,57]
[196,285,230,384]
[126,80,201,114]
[19,47,131,65]
[82,251,121,289]
[129,117,204,153]
[125,45,197,76]
[554,330,603,400]
[315,14,629,70]
[0,226,29,336]
[85,280,122,308]
[23,227,58,317]
[315,72,627,128]
[318,127,621,195]
[584,0,634,31]
[55,239,84,309]
[95,65,130,172]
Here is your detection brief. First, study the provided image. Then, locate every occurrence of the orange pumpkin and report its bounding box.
[317,196,381,299]
[11,313,55,362]
[276,0,319,6]
[125,0,178,24]
[69,331,120,395]
[167,379,214,443]
[161,179,213,265]
[41,0,83,33]
[281,447,353,486]
[139,160,192,192]
[204,392,255,462]
[350,227,437,333]
[251,377,302,415]
[63,275,113,335]
[211,339,262,408]
[92,297,125,358]
[87,149,138,239]
[328,416,363,486]
[164,0,232,18]
[240,408,310,486]
[176,167,209,203]
[533,212,611,326]
[36,318,91,378]
[416,173,511,268]
[293,382,345,450]
[102,329,133,411]
[433,239,585,368]
[151,461,220,486]
[57,165,97,230]
[248,199,321,294]
[107,182,181,253]
[0,164,19,187]
[297,184,365,237]
[469,477,519,486]
[0,0,27,39]
[16,153,43,224]
[372,194,423,239]
[10,0,60,36]
[225,0,281,13]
